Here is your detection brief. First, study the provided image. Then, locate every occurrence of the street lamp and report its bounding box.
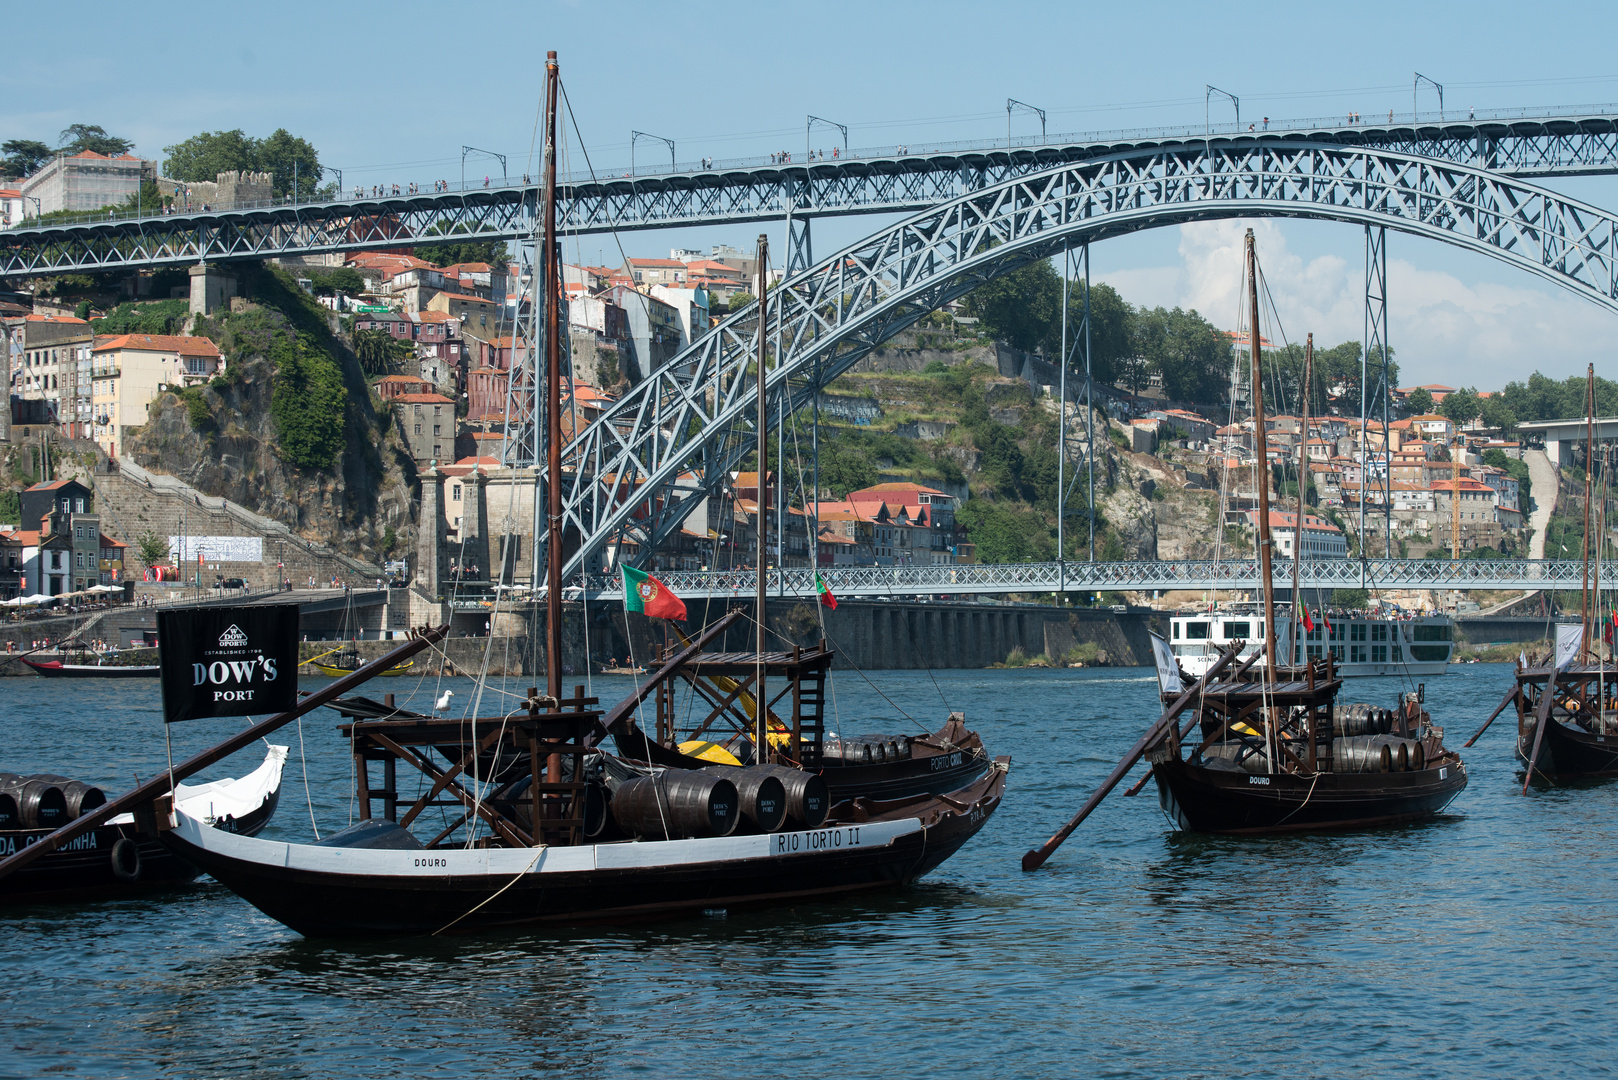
[1007,99,1045,147]
[461,146,508,190]
[1206,86,1240,134]
[1414,72,1444,120]
[631,131,675,175]
[807,115,848,161]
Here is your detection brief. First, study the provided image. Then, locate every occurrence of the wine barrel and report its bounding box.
[0,777,68,829]
[756,765,829,829]
[1333,736,1392,773]
[1367,736,1410,772]
[701,765,787,833]
[610,769,738,840]
[28,774,106,819]
[0,791,18,829]
[1407,738,1427,771]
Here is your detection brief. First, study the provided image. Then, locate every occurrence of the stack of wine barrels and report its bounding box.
[824,735,912,765]
[1332,735,1427,773]
[610,768,739,840]
[1334,703,1398,737]
[0,772,104,830]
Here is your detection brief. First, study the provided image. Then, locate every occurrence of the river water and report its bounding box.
[1,662,1611,1079]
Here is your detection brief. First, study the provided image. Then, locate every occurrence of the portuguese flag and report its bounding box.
[815,572,837,610]
[621,565,687,621]
[1296,595,1314,633]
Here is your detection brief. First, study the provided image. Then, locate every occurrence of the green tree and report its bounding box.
[162,129,259,182]
[963,255,1062,354]
[135,531,170,567]
[161,128,322,197]
[354,329,409,377]
[1479,394,1518,434]
[1132,306,1228,403]
[270,333,347,469]
[1440,386,1481,427]
[58,124,134,157]
[257,128,321,198]
[1404,386,1434,415]
[1,138,52,177]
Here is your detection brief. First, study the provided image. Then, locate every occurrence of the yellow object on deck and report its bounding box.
[677,740,743,766]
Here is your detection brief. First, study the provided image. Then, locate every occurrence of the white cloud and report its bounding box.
[1094,219,1617,390]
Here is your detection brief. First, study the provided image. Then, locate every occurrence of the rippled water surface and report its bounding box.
[2,663,1614,1079]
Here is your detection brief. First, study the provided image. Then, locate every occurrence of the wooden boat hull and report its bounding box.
[1152,757,1467,834]
[0,748,285,904]
[160,765,1007,937]
[20,659,160,678]
[311,661,414,678]
[1518,716,1618,779]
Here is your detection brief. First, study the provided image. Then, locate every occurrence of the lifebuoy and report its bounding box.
[110,837,142,882]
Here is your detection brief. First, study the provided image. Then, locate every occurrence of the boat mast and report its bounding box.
[1584,363,1595,655]
[1245,229,1279,679]
[1292,333,1312,665]
[754,234,770,761]
[542,50,563,702]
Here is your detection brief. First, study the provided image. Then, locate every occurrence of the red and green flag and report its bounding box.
[1296,595,1315,633]
[621,565,687,621]
[815,572,837,610]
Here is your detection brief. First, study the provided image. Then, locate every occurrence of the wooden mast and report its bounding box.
[754,234,770,761]
[1292,333,1312,666]
[541,49,563,703]
[1585,363,1596,653]
[1246,229,1279,680]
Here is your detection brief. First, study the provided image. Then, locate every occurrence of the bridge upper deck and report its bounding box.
[4,105,1617,275]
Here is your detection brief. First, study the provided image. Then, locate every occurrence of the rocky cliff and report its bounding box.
[125,268,418,566]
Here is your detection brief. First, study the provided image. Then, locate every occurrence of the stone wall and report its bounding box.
[92,461,381,590]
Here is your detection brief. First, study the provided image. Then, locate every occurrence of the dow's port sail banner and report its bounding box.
[157,605,299,723]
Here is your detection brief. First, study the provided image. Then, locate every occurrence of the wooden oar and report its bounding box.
[1464,683,1523,747]
[1022,643,1240,872]
[1521,670,1559,794]
[0,623,449,884]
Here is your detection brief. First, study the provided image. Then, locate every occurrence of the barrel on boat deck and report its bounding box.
[1333,736,1392,773]
[610,769,738,840]
[756,765,829,829]
[0,777,68,829]
[28,774,106,819]
[701,765,787,833]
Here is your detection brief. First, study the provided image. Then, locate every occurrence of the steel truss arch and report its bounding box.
[555,142,1618,579]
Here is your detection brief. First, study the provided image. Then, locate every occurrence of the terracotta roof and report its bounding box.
[391,393,455,404]
[435,292,495,305]
[1251,510,1343,533]
[99,534,127,548]
[439,262,493,274]
[24,314,88,324]
[375,374,430,385]
[408,310,457,324]
[93,334,220,356]
[627,258,687,268]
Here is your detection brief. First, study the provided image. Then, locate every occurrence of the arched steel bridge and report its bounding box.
[554,558,1617,602]
[4,109,1618,275]
[551,141,1618,579]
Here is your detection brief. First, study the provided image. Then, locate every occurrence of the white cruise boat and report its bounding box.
[1167,604,1455,678]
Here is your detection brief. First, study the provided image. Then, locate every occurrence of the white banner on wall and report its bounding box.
[169,535,265,564]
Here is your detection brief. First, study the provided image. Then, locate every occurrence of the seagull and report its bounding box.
[434,690,455,715]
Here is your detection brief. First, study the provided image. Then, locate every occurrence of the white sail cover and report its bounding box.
[1151,632,1183,696]
[1555,623,1585,671]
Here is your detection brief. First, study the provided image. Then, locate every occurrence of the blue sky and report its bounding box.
[5,0,1618,388]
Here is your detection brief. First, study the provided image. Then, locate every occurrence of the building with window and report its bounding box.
[1249,510,1349,559]
[392,392,457,466]
[89,334,224,459]
[19,150,152,215]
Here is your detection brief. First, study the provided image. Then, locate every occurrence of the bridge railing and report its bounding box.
[568,558,1618,601]
[8,102,1617,233]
